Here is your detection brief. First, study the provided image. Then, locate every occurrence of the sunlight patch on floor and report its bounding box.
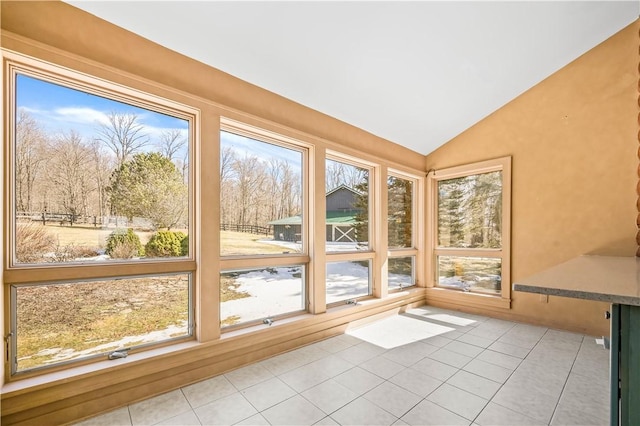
[345,315,455,349]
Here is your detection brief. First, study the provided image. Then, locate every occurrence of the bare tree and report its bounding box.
[279,161,301,218]
[326,159,367,191]
[232,154,266,226]
[89,139,114,219]
[157,128,187,162]
[49,131,94,225]
[15,109,47,212]
[96,111,149,168]
[219,146,237,224]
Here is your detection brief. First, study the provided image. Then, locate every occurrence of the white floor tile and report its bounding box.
[224,363,275,390]
[550,372,609,425]
[260,351,310,376]
[334,366,385,395]
[476,349,522,370]
[363,381,423,418]
[455,333,495,349]
[412,357,459,381]
[194,393,257,426]
[156,410,201,426]
[428,348,473,369]
[444,340,484,358]
[491,380,559,424]
[427,383,489,421]
[360,355,405,379]
[240,377,297,411]
[417,334,454,348]
[335,341,387,364]
[463,359,513,383]
[447,370,502,400]
[182,375,237,408]
[401,399,470,426]
[475,402,545,425]
[129,390,192,426]
[74,407,131,426]
[487,341,530,359]
[312,336,357,354]
[314,416,340,426]
[381,341,438,366]
[76,307,608,426]
[389,367,443,398]
[279,361,334,392]
[301,379,359,414]
[331,397,398,426]
[309,354,355,377]
[261,395,326,426]
[234,413,270,425]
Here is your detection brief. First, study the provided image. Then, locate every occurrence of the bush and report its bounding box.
[105,228,144,259]
[15,223,56,263]
[145,231,187,257]
[50,243,100,263]
[180,235,189,256]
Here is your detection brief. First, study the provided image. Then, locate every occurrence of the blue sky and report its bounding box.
[17,73,189,157]
[221,130,303,168]
[17,73,305,171]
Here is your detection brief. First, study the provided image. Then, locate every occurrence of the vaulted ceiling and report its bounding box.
[67,1,638,155]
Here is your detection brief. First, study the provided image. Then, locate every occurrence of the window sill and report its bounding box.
[2,339,200,395]
[426,286,511,310]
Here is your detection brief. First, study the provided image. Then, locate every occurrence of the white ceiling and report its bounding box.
[67,1,638,155]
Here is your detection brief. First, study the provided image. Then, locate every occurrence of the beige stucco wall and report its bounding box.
[426,20,639,336]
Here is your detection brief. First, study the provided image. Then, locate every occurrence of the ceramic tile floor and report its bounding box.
[76,306,610,426]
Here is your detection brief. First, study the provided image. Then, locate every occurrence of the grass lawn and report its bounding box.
[220,230,292,256]
[38,226,278,256]
[16,274,189,371]
[14,226,287,370]
[43,224,158,249]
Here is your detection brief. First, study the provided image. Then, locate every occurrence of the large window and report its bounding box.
[6,62,196,375]
[428,157,511,306]
[325,155,374,304]
[13,74,190,265]
[220,266,305,327]
[387,173,418,291]
[219,121,309,328]
[220,130,303,256]
[325,158,370,252]
[12,274,191,373]
[3,55,427,384]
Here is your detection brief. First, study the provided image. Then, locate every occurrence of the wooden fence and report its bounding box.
[220,223,271,235]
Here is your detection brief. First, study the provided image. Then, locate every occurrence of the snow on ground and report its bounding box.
[221,260,412,324]
[37,238,412,363]
[31,322,188,366]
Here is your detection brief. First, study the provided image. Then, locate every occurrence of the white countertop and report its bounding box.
[513,255,640,306]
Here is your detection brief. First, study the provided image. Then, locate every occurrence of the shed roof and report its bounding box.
[268,211,357,225]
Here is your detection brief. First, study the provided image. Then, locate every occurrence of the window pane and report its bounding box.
[436,256,501,295]
[325,159,369,251]
[326,261,371,304]
[220,131,303,256]
[14,74,190,264]
[388,176,413,248]
[13,273,191,372]
[220,266,305,327]
[388,256,415,290]
[437,171,502,248]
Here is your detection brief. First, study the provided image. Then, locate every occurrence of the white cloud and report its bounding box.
[54,107,111,126]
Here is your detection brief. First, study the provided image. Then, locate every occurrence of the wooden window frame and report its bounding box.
[324,152,378,306]
[219,118,312,330]
[387,169,423,293]
[426,156,512,310]
[3,54,199,380]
